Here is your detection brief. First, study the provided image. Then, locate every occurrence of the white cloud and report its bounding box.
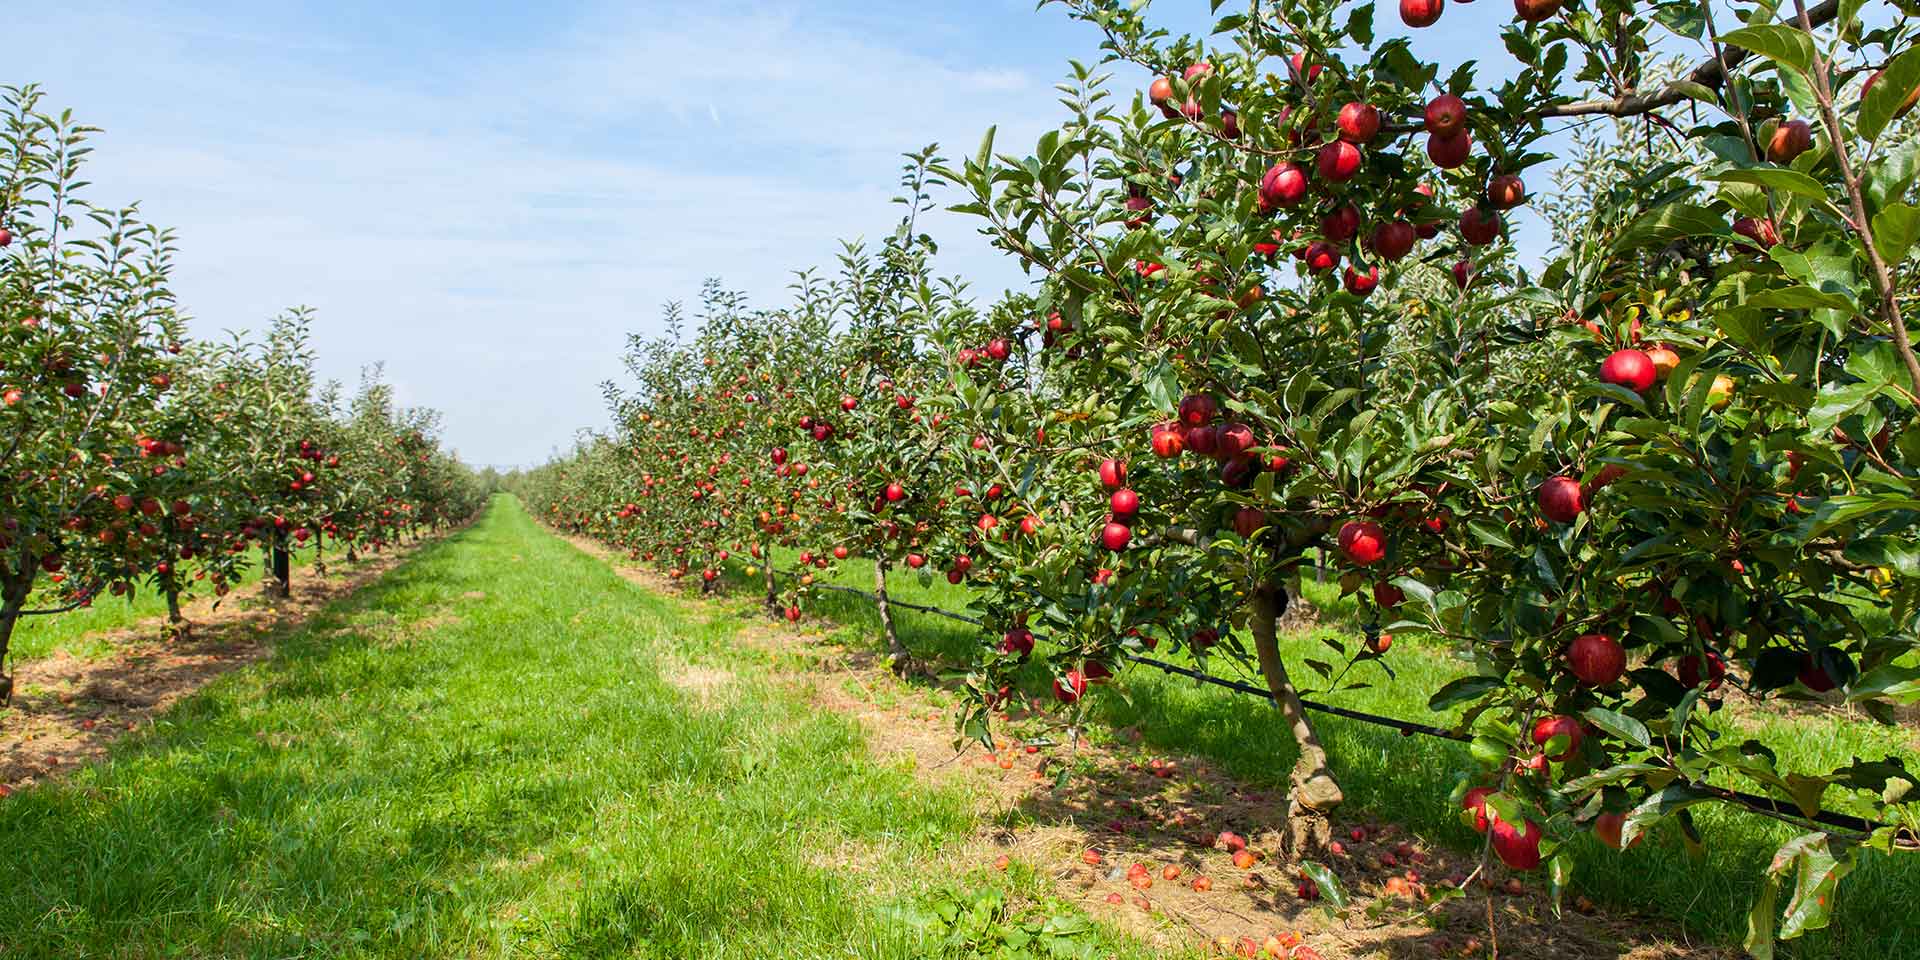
[2,1,1069,467]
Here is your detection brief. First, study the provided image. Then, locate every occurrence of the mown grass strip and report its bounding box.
[0,498,1168,960]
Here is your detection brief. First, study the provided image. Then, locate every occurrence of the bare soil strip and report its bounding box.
[0,536,447,794]
[563,536,1730,960]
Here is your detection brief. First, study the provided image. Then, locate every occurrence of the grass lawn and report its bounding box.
[746,546,1920,959]
[0,497,1162,960]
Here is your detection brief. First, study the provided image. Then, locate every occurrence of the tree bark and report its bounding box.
[269,537,292,599]
[1250,579,1344,854]
[0,569,33,705]
[165,584,184,625]
[875,556,911,675]
[762,545,780,618]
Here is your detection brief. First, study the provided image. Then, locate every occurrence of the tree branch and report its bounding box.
[1535,0,1840,120]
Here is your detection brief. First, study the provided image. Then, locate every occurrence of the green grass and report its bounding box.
[0,497,1166,960]
[753,547,1920,959]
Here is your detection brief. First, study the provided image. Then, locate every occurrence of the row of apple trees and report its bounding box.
[0,84,486,700]
[520,0,1919,949]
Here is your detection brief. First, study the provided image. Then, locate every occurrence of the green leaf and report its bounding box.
[1614,203,1725,250]
[1622,783,1716,846]
[1710,167,1829,204]
[1299,861,1350,910]
[1771,832,1855,939]
[1547,851,1574,917]
[1652,0,1706,39]
[1429,675,1502,711]
[1861,47,1920,144]
[1871,203,1919,266]
[1745,285,1856,312]
[1744,874,1779,960]
[1720,25,1815,79]
[1563,762,1670,791]
[1582,707,1652,749]
[1465,519,1514,550]
[1847,663,1920,703]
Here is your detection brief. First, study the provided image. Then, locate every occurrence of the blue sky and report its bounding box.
[10,2,1530,467]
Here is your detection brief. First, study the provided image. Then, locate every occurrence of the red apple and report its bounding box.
[1459,206,1502,246]
[1488,174,1526,209]
[1767,119,1812,164]
[1401,0,1444,27]
[1600,349,1657,392]
[1151,422,1186,458]
[1645,344,1680,380]
[1424,94,1467,136]
[1530,714,1584,761]
[1344,265,1379,298]
[1179,393,1218,427]
[1492,818,1543,870]
[1101,521,1132,551]
[1594,811,1635,849]
[1098,458,1127,489]
[1427,129,1472,169]
[1110,488,1140,516]
[1260,162,1310,208]
[1338,520,1387,566]
[1368,221,1417,261]
[1001,628,1035,657]
[1865,67,1920,120]
[1302,241,1340,272]
[1677,650,1727,691]
[1232,507,1265,537]
[1054,669,1088,704]
[1337,102,1380,143]
[1732,216,1781,248]
[1322,204,1362,242]
[1568,633,1626,686]
[1462,786,1496,833]
[1798,653,1839,692]
[1317,140,1363,181]
[1537,475,1585,523]
[1514,0,1561,21]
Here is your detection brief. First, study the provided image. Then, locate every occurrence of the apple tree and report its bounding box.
[928,0,1920,941]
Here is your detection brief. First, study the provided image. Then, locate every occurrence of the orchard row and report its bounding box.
[521,0,1918,949]
[0,84,486,692]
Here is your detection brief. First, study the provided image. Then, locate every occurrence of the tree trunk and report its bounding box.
[269,537,292,599]
[875,556,911,675]
[762,545,780,618]
[0,570,33,706]
[346,542,358,563]
[165,584,184,624]
[1250,580,1344,854]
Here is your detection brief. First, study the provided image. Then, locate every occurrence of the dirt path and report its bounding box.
[0,534,449,795]
[562,534,1731,960]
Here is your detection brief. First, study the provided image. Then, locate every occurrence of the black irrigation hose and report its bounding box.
[768,565,1893,837]
[1123,654,1467,741]
[771,567,985,624]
